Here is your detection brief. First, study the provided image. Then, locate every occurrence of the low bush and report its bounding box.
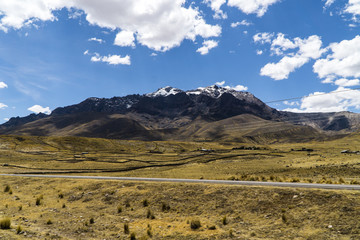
[190,220,201,230]
[0,218,11,229]
[124,223,129,234]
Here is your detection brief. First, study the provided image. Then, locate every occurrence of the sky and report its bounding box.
[1,0,360,123]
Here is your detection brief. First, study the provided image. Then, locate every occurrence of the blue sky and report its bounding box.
[1,0,360,123]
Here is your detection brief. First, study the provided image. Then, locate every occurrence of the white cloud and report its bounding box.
[231,20,252,28]
[0,0,221,52]
[334,78,360,86]
[196,40,218,55]
[91,53,131,65]
[283,87,360,113]
[324,0,336,7]
[253,32,274,44]
[28,104,51,114]
[3,118,9,121]
[215,81,225,86]
[0,82,8,88]
[225,85,248,91]
[204,0,227,19]
[215,81,248,91]
[150,53,157,57]
[260,55,309,80]
[0,0,72,31]
[256,49,263,55]
[227,0,282,17]
[283,101,299,106]
[256,33,325,80]
[0,103,8,109]
[114,30,135,47]
[88,37,104,44]
[314,35,360,80]
[344,0,360,17]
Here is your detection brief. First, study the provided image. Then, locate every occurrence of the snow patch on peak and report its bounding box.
[187,85,236,98]
[146,86,183,97]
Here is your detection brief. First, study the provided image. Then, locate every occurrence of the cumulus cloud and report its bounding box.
[0,0,72,31]
[0,0,221,52]
[114,30,135,47]
[230,20,252,28]
[255,33,325,80]
[88,37,104,44]
[344,0,360,17]
[334,78,360,87]
[0,82,8,88]
[253,32,274,44]
[284,87,360,113]
[196,40,218,55]
[227,0,282,17]
[256,49,263,55]
[260,55,309,80]
[313,35,360,80]
[204,0,227,19]
[91,53,131,65]
[0,103,8,109]
[28,104,51,114]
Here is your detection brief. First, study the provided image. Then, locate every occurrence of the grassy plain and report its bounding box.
[0,135,359,184]
[0,134,360,239]
[0,176,359,239]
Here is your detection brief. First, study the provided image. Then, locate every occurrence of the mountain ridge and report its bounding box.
[1,85,359,142]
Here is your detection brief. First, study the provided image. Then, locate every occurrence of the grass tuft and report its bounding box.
[0,218,11,229]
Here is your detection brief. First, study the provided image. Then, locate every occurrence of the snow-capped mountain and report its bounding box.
[1,85,360,140]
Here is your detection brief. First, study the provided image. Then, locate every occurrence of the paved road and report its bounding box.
[1,173,360,190]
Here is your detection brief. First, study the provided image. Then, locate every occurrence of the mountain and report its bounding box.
[1,85,359,142]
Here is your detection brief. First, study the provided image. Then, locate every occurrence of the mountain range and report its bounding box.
[1,85,359,143]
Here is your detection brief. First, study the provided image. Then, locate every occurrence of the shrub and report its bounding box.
[16,225,22,234]
[147,209,155,219]
[58,193,64,199]
[117,205,122,213]
[339,178,345,184]
[130,233,136,240]
[222,216,228,225]
[190,220,201,230]
[18,205,22,211]
[4,185,10,192]
[0,218,11,229]
[62,203,66,208]
[89,218,94,224]
[35,197,41,206]
[142,199,149,207]
[125,200,131,208]
[124,223,129,234]
[161,202,170,212]
[208,225,216,230]
[46,219,53,225]
[281,214,287,223]
[147,228,152,237]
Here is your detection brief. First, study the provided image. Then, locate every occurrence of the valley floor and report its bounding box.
[0,135,359,239]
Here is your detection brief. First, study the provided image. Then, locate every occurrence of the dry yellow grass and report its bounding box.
[0,176,359,239]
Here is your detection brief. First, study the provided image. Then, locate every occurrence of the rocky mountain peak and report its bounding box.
[146,86,183,97]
